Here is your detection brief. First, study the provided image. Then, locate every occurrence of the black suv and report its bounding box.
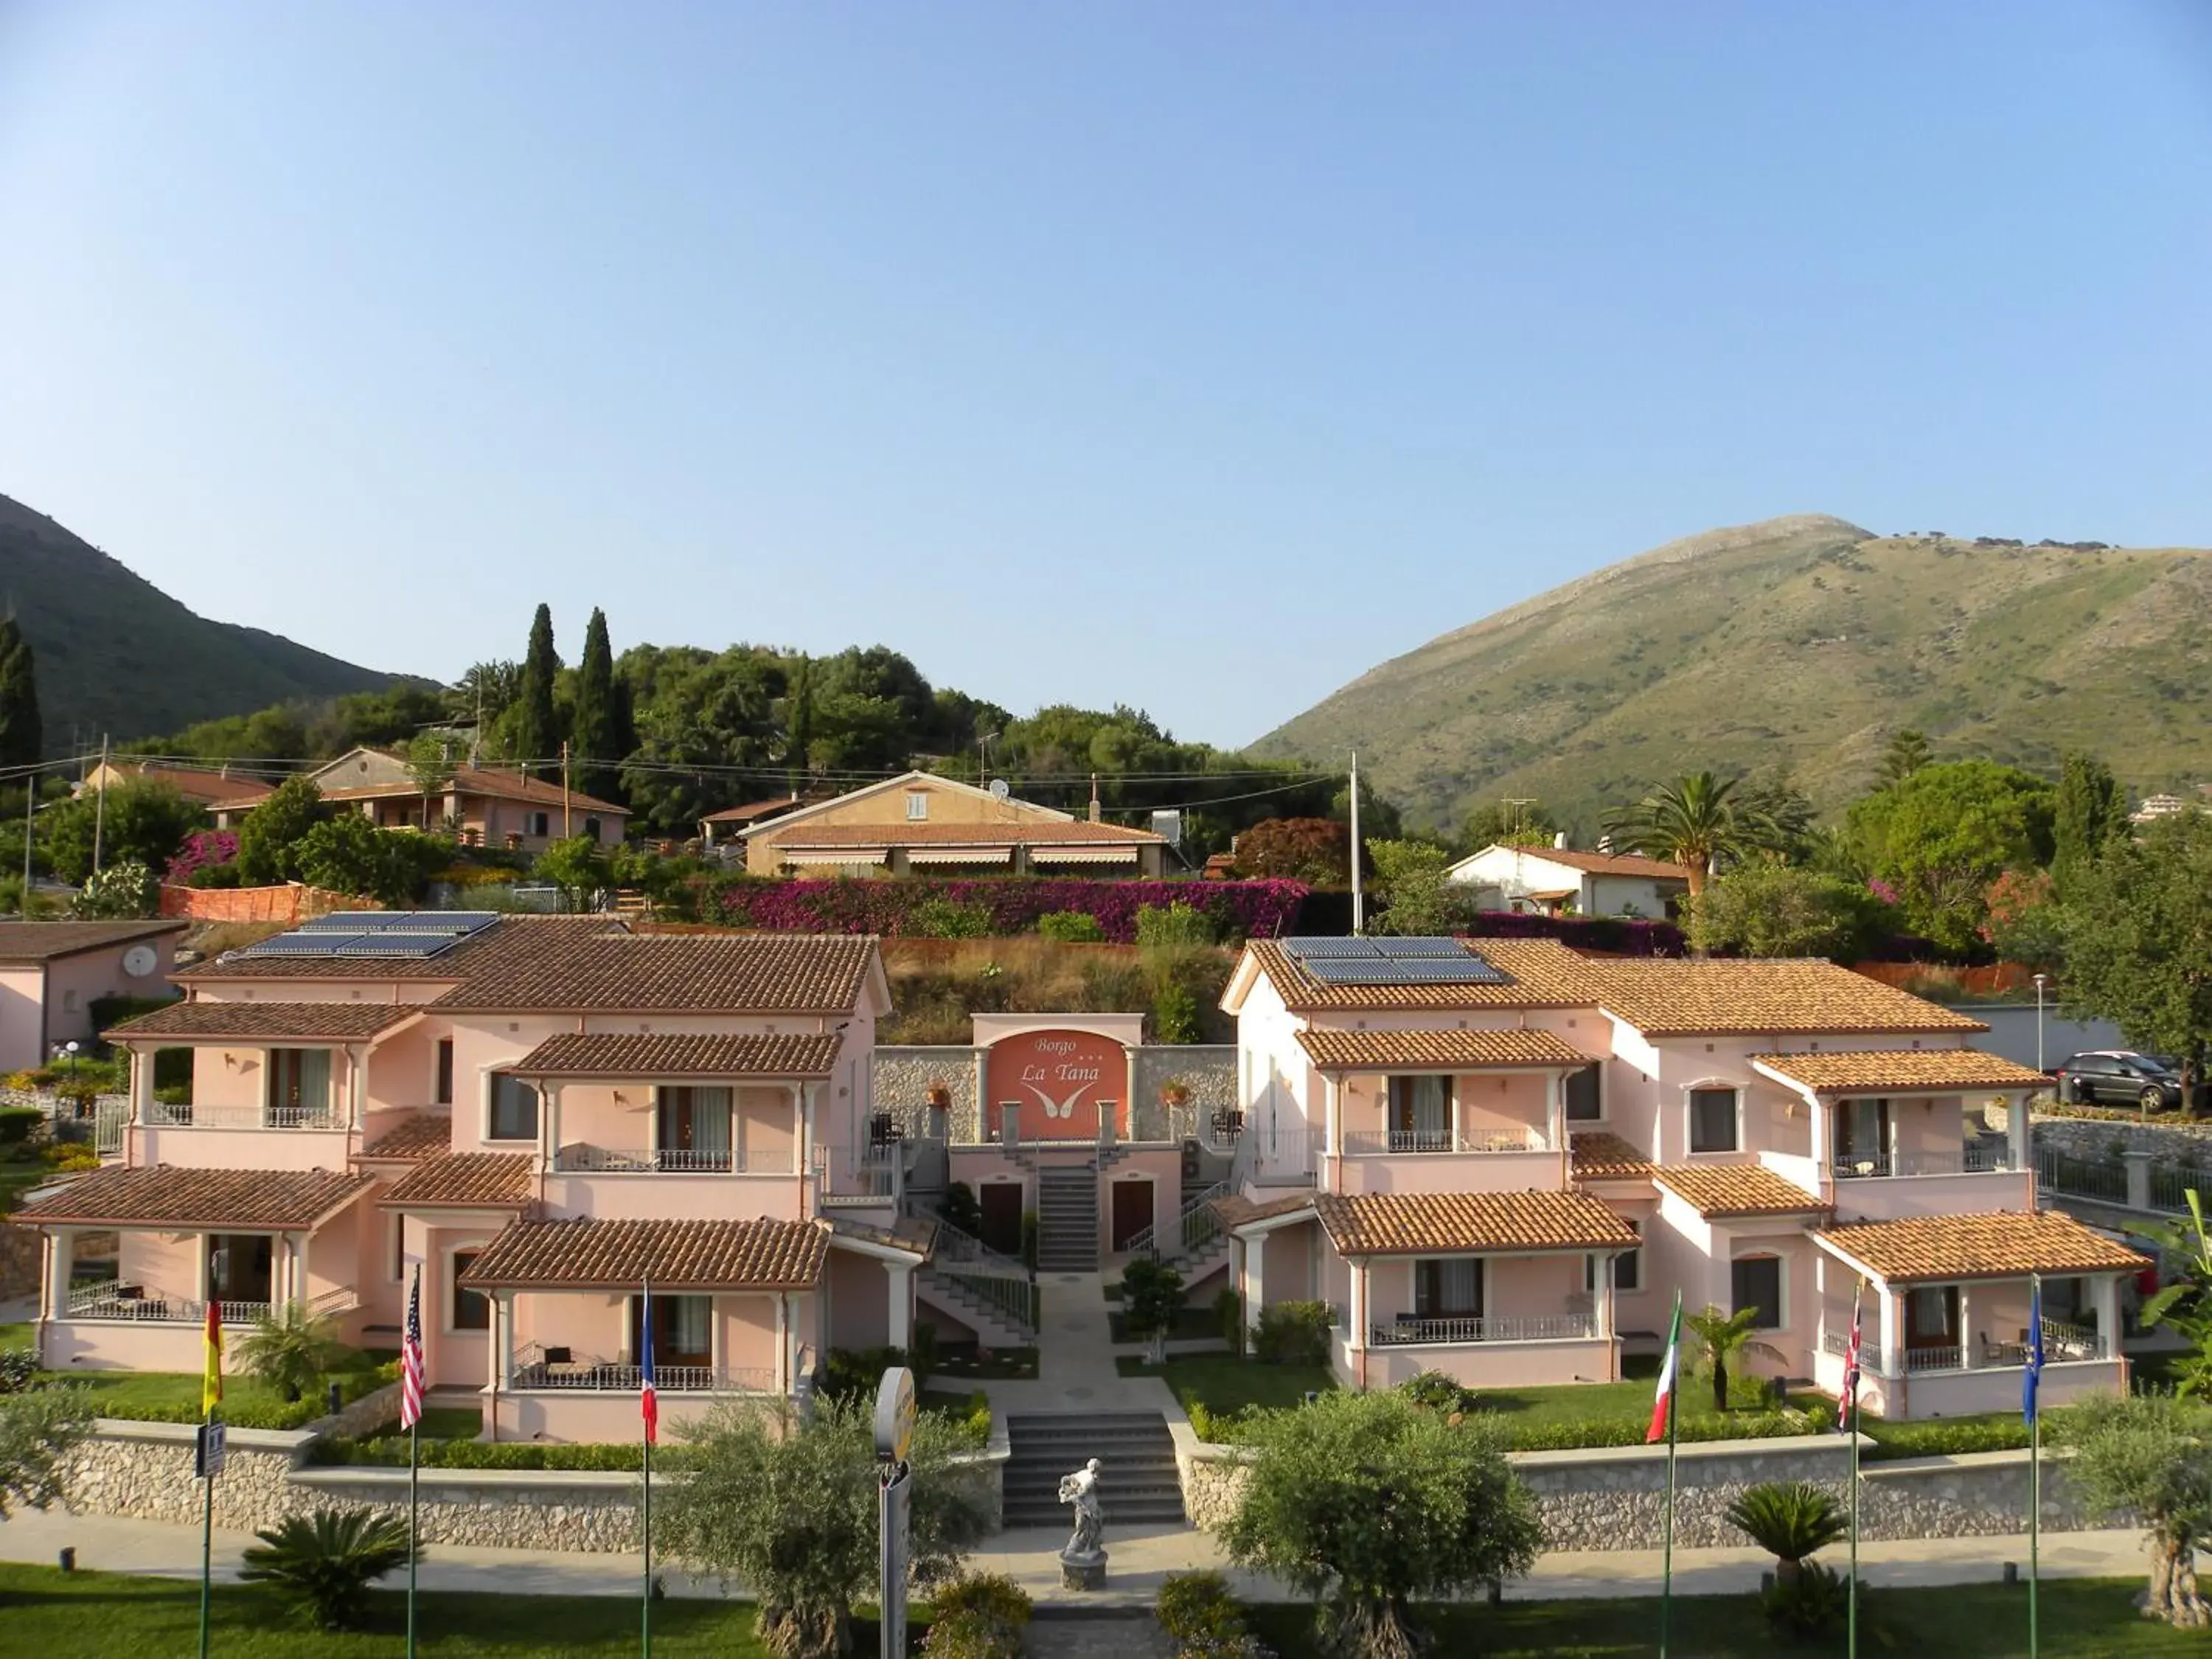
[2051,1051,2190,1112]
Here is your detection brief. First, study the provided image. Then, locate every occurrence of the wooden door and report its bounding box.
[979,1182,1023,1257]
[1110,1179,1153,1253]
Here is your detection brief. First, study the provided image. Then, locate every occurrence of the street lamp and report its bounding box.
[2032,974,2050,1074]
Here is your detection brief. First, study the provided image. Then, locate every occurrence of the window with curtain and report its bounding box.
[1413,1257,1483,1318]
[1731,1256,1782,1329]
[451,1251,489,1330]
[266,1048,332,1122]
[1689,1087,1738,1153]
[1388,1075,1453,1150]
[489,1074,539,1141]
[1565,1064,1602,1121]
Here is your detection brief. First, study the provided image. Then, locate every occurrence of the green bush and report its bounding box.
[922,1571,1032,1658]
[1400,1370,1481,1415]
[1151,982,1203,1044]
[822,1345,911,1404]
[1725,1481,1849,1573]
[1214,1288,1243,1357]
[1762,1558,1851,1636]
[1252,1301,1332,1367]
[238,1509,418,1630]
[310,1434,684,1471]
[0,1107,41,1146]
[1497,1408,1823,1453]
[911,897,992,939]
[1135,901,1217,947]
[1036,910,1106,943]
[1156,1569,1262,1655]
[937,1181,983,1238]
[1860,1416,2034,1461]
[0,1348,38,1393]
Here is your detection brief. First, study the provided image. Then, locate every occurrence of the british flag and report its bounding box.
[400,1265,425,1431]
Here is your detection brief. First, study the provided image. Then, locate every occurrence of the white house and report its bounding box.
[1445,841,1692,919]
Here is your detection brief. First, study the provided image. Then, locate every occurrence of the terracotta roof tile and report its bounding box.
[1245,938,1605,1013]
[1815,1211,2150,1284]
[380,1152,534,1209]
[1296,1027,1594,1071]
[1312,1191,1637,1256]
[1571,1131,1655,1180]
[179,914,609,984]
[105,764,274,807]
[459,1217,827,1291]
[1653,1164,1829,1220]
[109,1001,418,1042]
[1211,1194,1318,1232]
[358,1113,453,1161]
[319,761,627,815]
[766,819,1164,848]
[1489,847,1693,880]
[1580,959,1987,1037]
[515,1032,843,1080]
[0,920,184,965]
[15,1165,372,1229]
[1753,1049,2050,1093]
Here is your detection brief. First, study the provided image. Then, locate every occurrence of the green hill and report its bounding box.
[1251,513,2212,832]
[0,492,411,756]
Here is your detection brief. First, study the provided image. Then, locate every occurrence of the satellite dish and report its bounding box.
[988,779,1011,801]
[122,945,159,978]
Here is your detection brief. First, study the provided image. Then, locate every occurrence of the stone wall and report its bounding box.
[1130,1048,1236,1142]
[2034,1113,2212,1166]
[874,1048,978,1140]
[1,1221,40,1301]
[872,1045,1237,1144]
[1171,1425,2088,1548]
[64,1420,318,1531]
[323,1380,403,1439]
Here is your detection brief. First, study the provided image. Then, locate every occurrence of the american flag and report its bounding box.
[1839,1281,1862,1431]
[640,1281,658,1447]
[400,1265,425,1431]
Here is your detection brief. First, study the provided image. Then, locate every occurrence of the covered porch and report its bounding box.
[458,1214,832,1442]
[1811,1211,2148,1419]
[18,1164,374,1371]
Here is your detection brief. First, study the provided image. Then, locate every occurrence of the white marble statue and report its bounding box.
[1057,1457,1105,1557]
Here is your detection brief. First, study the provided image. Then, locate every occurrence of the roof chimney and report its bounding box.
[1088,773,1102,824]
[1554,830,1569,850]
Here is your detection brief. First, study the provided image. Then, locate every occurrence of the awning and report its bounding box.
[906,846,1015,866]
[1029,846,1140,864]
[782,848,888,867]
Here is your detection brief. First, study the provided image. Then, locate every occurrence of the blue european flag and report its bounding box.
[2022,1277,2045,1425]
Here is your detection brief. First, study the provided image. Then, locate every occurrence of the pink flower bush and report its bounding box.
[166,830,240,883]
[1458,911,1686,958]
[713,877,1309,942]
[1866,877,1902,907]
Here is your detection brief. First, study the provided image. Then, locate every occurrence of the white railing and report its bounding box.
[508,1347,778,1394]
[1340,1127,1548,1156]
[1248,1124,1323,1186]
[145,1101,340,1130]
[1824,1316,2109,1374]
[1904,1345,1962,1374]
[1127,1180,1230,1262]
[554,1144,796,1175]
[814,1141,902,1201]
[1371,1312,1596,1346]
[307,1286,360,1318]
[932,1219,1029,1279]
[94,1096,129,1157]
[928,1219,1037,1336]
[65,1282,270,1324]
[1832,1145,2011,1179]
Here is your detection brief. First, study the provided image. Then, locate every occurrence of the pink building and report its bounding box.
[1216,938,2146,1419]
[20,915,927,1442]
[0,920,184,1071]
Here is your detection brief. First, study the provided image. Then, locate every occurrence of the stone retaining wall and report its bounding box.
[1,1221,40,1301]
[323,1380,403,1439]
[2034,1113,2212,1166]
[1170,1425,2088,1547]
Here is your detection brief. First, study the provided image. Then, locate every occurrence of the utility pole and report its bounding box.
[21,762,35,913]
[1349,751,1363,936]
[560,740,572,838]
[92,734,110,876]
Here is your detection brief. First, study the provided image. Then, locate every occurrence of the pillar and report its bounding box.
[888,1262,914,1350]
[2008,1092,2031,1175]
[774,1293,790,1392]
[47,1229,73,1319]
[971,1046,988,1144]
[1595,1253,1615,1338]
[295,1231,312,1310]
[129,1048,153,1124]
[542,1083,563,1172]
[1809,1096,1831,1192]
[710,1295,726,1382]
[1246,1234,1267,1338]
[348,1046,366,1130]
[1322,1074,1340,1192]
[495,1293,515,1388]
[2122,1151,2156,1213]
[1545,1071,1564,1151]
[1349,1260,1368,1359]
[2090,1274,2121,1356]
[1958,1282,1977,1368]
[1878,1284,1900,1378]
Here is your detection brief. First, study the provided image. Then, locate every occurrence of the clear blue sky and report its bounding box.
[3,3,2208,748]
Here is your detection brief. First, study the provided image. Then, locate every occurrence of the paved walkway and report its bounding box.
[979,1270,1180,1419]
[0,1503,2157,1607]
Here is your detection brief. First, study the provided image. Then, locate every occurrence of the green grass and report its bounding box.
[1248,1579,2201,1658]
[0,1565,776,1656]
[0,1151,54,1215]
[366,1406,482,1441]
[1472,1369,1770,1431]
[1116,1353,1337,1416]
[1,1321,29,1348]
[39,1349,390,1427]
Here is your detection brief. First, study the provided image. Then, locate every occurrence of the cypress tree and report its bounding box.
[512,603,561,778]
[0,618,39,772]
[2051,751,2123,895]
[784,654,815,790]
[571,608,622,802]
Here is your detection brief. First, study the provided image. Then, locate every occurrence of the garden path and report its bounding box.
[978,1270,1182,1419]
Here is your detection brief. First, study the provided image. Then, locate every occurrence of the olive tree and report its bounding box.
[1215,1387,1543,1659]
[2059,1392,2212,1627]
[656,1397,991,1659]
[0,1385,94,1517]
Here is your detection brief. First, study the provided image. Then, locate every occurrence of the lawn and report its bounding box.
[1248,1579,2200,1658]
[1117,1353,1336,1417]
[1,1321,29,1348]
[0,1565,778,1657]
[37,1349,391,1428]
[0,1150,54,1215]
[366,1406,483,1441]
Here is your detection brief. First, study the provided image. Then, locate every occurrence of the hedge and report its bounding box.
[1456,912,1688,957]
[713,877,1308,943]
[1858,1416,2036,1461]
[310,1435,689,1471]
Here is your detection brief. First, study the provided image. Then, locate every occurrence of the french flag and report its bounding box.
[640,1281,658,1447]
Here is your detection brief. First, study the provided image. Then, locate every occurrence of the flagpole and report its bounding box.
[2028,1273,2042,1659]
[1848,1281,1861,1659]
[406,1412,420,1658]
[1659,1290,1680,1659]
[403,1262,425,1659]
[198,1298,221,1659]
[642,1276,653,1659]
[198,1456,214,1659]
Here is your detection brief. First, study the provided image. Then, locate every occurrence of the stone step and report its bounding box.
[1002,1500,1189,1527]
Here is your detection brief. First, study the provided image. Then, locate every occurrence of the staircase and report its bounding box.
[1002,1413,1186,1528]
[917,1264,1033,1349]
[1036,1164,1100,1272]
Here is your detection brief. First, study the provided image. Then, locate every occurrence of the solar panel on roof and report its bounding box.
[1372,938,1467,959]
[1282,937,1382,959]
[237,933,364,956]
[331,936,462,958]
[298,913,378,932]
[1300,951,1512,987]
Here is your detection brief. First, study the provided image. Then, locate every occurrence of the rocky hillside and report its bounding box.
[1252,514,2212,830]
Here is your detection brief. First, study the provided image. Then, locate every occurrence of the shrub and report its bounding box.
[1135,901,1217,947]
[1121,1257,1186,1363]
[1152,983,1203,1044]
[911,897,992,939]
[0,1348,38,1394]
[922,1572,1032,1658]
[716,875,1309,943]
[1036,910,1106,943]
[821,1346,911,1405]
[1252,1301,1332,1367]
[1761,1558,1851,1636]
[937,1182,983,1238]
[1400,1371,1480,1416]
[1214,1288,1243,1356]
[311,1436,684,1471]
[42,1145,97,1174]
[1156,1569,1265,1656]
[1860,1417,2033,1461]
[1725,1481,1848,1579]
[0,1107,41,1147]
[238,1509,419,1630]
[237,1303,347,1402]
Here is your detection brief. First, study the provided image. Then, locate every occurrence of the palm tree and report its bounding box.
[235,1302,345,1403]
[1682,1305,1786,1414]
[1603,772,1763,896]
[240,1509,418,1630]
[1725,1481,1849,1583]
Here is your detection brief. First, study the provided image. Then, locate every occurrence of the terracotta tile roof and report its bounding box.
[765,819,1164,848]
[1752,1049,2051,1093]
[1245,937,1607,1012]
[459,1217,827,1291]
[380,1152,534,1209]
[320,762,628,816]
[179,914,609,984]
[14,1165,372,1229]
[827,1214,939,1259]
[515,1032,843,1080]
[111,765,274,807]
[0,919,184,965]
[358,1113,453,1161]
[1295,1027,1594,1071]
[1815,1211,2151,1284]
[108,1000,419,1042]
[1581,958,1988,1037]
[1211,1193,1318,1233]
[1571,1131,1655,1180]
[1653,1164,1829,1220]
[1498,847,1693,880]
[1312,1191,1637,1256]
[700,796,824,825]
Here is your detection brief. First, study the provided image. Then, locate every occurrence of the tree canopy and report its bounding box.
[1602,771,1770,896]
[1458,798,1557,852]
[1686,860,1889,961]
[2059,811,2212,1086]
[511,602,562,776]
[40,779,203,885]
[2051,751,2125,896]
[1844,759,2056,955]
[0,618,41,772]
[234,776,326,886]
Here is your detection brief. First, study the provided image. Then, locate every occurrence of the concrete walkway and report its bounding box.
[0,1503,2160,1607]
[979,1270,1180,1419]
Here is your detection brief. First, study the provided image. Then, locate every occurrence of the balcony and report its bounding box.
[67,1280,271,1325]
[508,1343,779,1394]
[553,1144,797,1175]
[1831,1145,2011,1180]
[1342,1127,1550,1156]
[145,1102,340,1130]
[1822,1316,2106,1375]
[1372,1312,1596,1346]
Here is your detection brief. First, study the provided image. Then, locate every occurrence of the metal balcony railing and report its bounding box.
[145,1102,340,1131]
[1826,1315,2110,1374]
[509,1349,778,1394]
[66,1281,270,1324]
[554,1144,795,1175]
[1371,1312,1596,1346]
[1340,1127,1549,1156]
[1831,1145,2011,1179]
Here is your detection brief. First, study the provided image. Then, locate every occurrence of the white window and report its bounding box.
[1688,1087,1739,1154]
[905,790,929,821]
[488,1074,539,1141]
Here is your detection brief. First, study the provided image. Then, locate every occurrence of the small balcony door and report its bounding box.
[1905,1284,1959,1353]
[1413,1257,1484,1319]
[1388,1076,1453,1152]
[1834,1098,1890,1172]
[266,1048,332,1126]
[206,1235,273,1304]
[655,1087,733,1171]
[632,1293,713,1374]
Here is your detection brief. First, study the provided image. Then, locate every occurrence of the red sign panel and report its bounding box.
[986,1029,1130,1141]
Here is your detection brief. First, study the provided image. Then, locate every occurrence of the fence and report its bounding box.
[157,882,375,925]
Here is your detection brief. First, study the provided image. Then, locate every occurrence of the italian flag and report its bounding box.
[1646,1292,1683,1444]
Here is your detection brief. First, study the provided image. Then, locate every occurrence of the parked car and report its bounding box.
[2051,1051,2197,1112]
